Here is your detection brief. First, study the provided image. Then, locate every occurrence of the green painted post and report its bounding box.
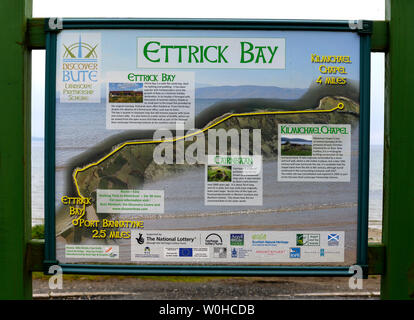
[0,0,33,299]
[381,0,414,300]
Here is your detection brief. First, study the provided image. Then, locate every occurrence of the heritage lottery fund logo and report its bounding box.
[59,32,101,103]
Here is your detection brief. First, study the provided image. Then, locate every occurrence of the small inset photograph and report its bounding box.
[207,165,232,182]
[213,247,227,258]
[108,82,143,103]
[281,134,312,156]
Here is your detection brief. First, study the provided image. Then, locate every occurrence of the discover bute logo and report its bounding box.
[59,32,101,103]
[63,35,99,60]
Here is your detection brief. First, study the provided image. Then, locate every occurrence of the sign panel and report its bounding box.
[46,19,370,274]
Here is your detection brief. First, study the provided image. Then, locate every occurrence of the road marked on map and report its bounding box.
[73,103,345,198]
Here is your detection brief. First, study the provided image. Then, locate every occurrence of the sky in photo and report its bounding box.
[31,0,385,144]
[109,82,143,91]
[93,29,360,89]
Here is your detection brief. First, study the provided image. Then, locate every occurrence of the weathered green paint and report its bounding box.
[28,18,385,53]
[0,0,32,299]
[371,21,389,52]
[381,0,414,300]
[26,240,45,272]
[367,243,385,275]
[408,263,414,299]
[3,1,410,298]
[27,18,46,49]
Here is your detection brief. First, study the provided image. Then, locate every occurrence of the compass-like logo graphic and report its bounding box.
[63,35,98,60]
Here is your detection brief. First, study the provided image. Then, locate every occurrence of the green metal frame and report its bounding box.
[44,18,372,276]
[0,0,33,299]
[381,0,414,300]
[44,30,57,270]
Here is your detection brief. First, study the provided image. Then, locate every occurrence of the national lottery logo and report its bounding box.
[136,233,145,245]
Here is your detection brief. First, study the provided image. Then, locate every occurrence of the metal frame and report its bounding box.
[44,18,371,276]
[0,0,33,299]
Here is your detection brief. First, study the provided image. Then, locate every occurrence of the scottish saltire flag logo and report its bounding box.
[328,233,340,246]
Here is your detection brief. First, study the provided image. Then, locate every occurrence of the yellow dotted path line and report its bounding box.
[73,103,345,197]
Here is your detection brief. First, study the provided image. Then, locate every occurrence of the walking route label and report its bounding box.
[45,19,371,275]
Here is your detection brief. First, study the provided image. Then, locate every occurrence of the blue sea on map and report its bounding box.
[31,98,383,229]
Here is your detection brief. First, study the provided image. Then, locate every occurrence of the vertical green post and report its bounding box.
[0,0,32,299]
[381,0,414,300]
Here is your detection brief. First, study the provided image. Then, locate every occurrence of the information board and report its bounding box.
[45,19,371,275]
